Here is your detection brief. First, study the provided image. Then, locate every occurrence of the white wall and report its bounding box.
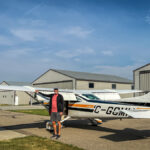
[76,80,132,90]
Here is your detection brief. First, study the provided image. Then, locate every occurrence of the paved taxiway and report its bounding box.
[0,110,150,150]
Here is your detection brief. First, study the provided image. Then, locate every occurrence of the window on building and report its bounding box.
[89,83,94,88]
[112,84,116,89]
[131,85,134,90]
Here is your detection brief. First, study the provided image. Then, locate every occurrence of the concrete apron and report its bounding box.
[0,127,26,141]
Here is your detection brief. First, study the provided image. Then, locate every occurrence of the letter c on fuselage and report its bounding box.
[94,106,101,113]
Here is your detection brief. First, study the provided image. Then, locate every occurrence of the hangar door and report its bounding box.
[139,71,150,91]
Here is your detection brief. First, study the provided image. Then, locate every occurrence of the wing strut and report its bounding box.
[25,92,49,111]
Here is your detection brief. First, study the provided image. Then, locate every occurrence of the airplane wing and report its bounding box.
[0,85,34,92]
[121,109,150,118]
[0,85,77,101]
[0,85,142,94]
[113,90,143,94]
[74,89,143,94]
[91,89,143,94]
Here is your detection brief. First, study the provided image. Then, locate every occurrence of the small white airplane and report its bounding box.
[0,85,150,129]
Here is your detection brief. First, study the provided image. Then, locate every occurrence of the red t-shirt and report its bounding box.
[51,94,58,112]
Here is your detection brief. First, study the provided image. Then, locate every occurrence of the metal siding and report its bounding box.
[139,72,150,91]
[76,80,132,90]
[16,91,32,105]
[34,81,73,89]
[134,64,150,90]
[0,91,14,105]
[0,82,33,105]
[116,83,132,90]
[120,93,133,98]
[33,70,74,84]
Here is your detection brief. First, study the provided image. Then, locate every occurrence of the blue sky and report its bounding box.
[0,0,150,82]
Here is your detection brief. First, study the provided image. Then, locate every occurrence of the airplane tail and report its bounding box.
[121,109,150,119]
[119,92,150,103]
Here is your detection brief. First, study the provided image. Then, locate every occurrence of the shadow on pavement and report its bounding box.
[1,119,150,142]
[64,119,150,142]
[0,120,48,130]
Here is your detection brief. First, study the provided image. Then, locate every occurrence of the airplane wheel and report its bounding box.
[46,121,53,131]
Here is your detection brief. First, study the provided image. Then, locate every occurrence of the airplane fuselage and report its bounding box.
[68,100,150,119]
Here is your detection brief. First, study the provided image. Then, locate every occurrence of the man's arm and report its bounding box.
[60,95,64,115]
[35,90,51,98]
[39,92,51,97]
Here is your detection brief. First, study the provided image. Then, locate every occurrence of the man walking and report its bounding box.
[35,88,64,139]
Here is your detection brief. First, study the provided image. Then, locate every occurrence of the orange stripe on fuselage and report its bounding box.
[68,104,94,109]
[136,108,150,110]
[44,102,49,105]
[43,103,95,109]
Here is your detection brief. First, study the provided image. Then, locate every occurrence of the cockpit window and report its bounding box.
[82,94,100,100]
[76,96,82,101]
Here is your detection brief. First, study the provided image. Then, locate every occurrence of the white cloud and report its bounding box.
[101,50,113,56]
[64,26,93,38]
[55,47,95,58]
[11,29,45,41]
[10,28,67,43]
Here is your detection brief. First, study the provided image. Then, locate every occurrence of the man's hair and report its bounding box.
[54,88,58,90]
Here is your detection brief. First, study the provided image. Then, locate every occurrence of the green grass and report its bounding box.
[0,136,83,150]
[0,104,11,106]
[11,109,49,116]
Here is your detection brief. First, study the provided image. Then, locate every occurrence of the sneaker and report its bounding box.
[50,134,56,139]
[56,135,61,139]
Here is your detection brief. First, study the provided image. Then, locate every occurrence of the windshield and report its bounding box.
[82,94,100,100]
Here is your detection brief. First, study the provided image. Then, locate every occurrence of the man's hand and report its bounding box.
[35,90,39,93]
[59,112,63,116]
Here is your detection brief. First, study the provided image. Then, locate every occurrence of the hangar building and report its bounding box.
[0,81,33,105]
[134,63,150,92]
[32,69,133,91]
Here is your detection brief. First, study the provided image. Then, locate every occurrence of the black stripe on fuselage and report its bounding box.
[68,107,94,112]
[87,100,125,105]
[87,100,150,107]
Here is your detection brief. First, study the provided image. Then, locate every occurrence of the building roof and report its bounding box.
[51,69,133,84]
[1,81,32,86]
[133,63,150,72]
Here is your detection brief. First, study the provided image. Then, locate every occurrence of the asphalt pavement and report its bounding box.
[0,110,150,150]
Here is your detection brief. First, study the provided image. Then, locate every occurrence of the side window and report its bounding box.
[131,85,134,90]
[76,96,82,101]
[112,84,116,89]
[89,83,94,88]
